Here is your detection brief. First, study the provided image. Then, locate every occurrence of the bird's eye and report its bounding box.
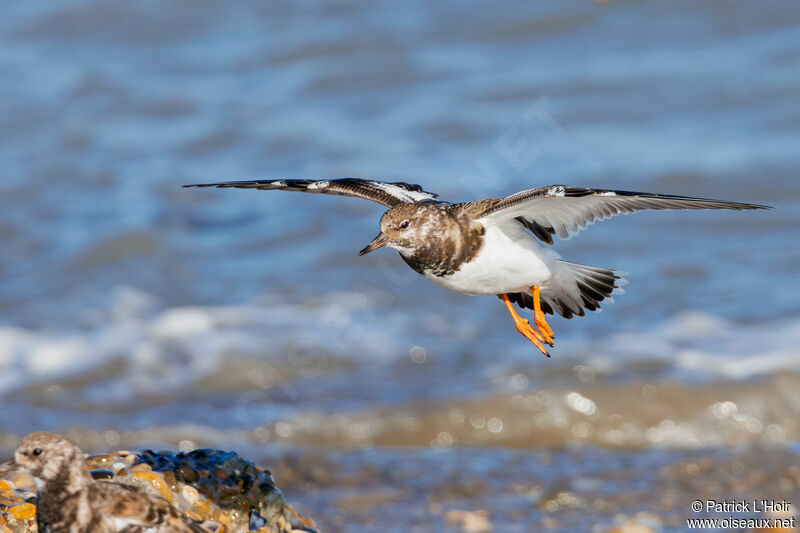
[32,448,42,456]
[399,220,410,229]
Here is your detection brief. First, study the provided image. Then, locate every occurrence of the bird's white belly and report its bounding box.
[423,223,556,295]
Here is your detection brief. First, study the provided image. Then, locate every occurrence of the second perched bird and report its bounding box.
[185,179,771,356]
[14,432,217,533]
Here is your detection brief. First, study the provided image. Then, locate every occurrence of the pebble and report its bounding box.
[181,485,199,503]
[4,474,32,491]
[7,505,34,521]
[444,509,493,533]
[132,471,174,502]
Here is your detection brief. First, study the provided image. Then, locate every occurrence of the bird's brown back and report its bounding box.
[451,198,503,219]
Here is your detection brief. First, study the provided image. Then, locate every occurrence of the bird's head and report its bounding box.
[15,432,87,489]
[359,203,441,257]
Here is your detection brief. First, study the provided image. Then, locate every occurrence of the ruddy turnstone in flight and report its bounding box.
[14,432,217,533]
[185,179,770,356]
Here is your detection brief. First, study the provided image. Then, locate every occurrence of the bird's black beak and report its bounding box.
[359,233,389,256]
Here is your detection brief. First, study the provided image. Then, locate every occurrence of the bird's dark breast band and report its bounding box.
[400,205,486,277]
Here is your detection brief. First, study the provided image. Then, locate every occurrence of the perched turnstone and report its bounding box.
[13,432,216,533]
[185,179,771,356]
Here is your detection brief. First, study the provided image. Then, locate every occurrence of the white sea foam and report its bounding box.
[0,286,449,398]
[0,287,797,400]
[572,310,800,379]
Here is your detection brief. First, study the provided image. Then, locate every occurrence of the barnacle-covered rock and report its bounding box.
[0,447,317,533]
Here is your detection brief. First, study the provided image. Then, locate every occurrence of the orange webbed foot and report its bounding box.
[499,294,550,357]
[531,285,555,346]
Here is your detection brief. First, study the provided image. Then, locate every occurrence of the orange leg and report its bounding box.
[531,285,555,346]
[499,294,550,357]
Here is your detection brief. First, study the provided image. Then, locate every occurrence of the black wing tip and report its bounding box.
[706,201,774,210]
[682,198,775,210]
[182,180,266,189]
[182,182,232,188]
[593,188,775,210]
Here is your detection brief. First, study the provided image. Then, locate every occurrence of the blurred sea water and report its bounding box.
[1,1,799,531]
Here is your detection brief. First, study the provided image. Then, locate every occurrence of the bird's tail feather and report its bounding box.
[507,260,627,319]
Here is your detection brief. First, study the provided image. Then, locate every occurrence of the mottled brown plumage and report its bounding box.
[14,432,216,533]
[368,203,488,277]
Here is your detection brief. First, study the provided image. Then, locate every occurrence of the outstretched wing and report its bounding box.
[478,185,772,245]
[184,178,439,207]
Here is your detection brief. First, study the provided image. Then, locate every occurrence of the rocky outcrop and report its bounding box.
[0,447,317,533]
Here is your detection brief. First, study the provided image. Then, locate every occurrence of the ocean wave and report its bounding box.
[0,286,456,400]
[1,286,799,402]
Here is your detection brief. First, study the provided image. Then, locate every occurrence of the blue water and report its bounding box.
[1,1,798,531]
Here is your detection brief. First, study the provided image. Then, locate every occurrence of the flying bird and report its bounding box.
[184,179,770,356]
[14,432,217,533]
